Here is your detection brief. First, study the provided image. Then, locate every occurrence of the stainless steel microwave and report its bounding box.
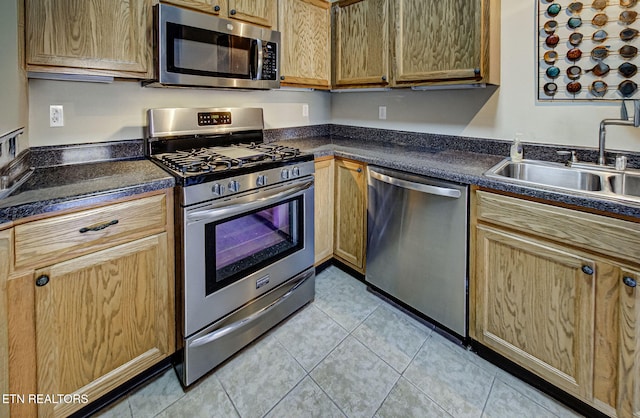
[145,4,280,89]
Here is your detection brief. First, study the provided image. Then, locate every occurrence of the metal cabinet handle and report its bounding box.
[357,167,362,173]
[230,8,236,15]
[79,219,119,233]
[280,75,285,80]
[35,275,49,287]
[623,276,637,288]
[369,169,461,198]
[214,5,220,12]
[581,265,594,275]
[381,75,387,81]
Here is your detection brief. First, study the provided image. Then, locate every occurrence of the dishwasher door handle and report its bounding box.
[369,169,461,198]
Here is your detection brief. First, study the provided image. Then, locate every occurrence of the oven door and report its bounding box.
[183,176,314,337]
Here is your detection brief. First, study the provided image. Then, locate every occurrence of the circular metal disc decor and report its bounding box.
[539,0,640,100]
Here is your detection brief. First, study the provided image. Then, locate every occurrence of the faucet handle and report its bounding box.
[557,150,578,165]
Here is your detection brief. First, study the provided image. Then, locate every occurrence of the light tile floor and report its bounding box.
[95,266,583,418]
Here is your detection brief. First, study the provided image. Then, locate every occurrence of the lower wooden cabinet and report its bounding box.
[0,229,12,418]
[474,225,595,399]
[314,158,334,265]
[472,189,640,418]
[333,158,367,273]
[7,190,175,418]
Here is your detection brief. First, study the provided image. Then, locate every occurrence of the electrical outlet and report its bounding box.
[50,105,64,127]
[302,104,309,117]
[378,106,387,120]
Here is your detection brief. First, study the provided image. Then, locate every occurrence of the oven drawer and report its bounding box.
[15,194,167,269]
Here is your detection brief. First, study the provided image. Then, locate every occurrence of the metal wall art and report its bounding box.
[539,0,640,100]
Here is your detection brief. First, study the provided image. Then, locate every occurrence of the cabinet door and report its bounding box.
[279,0,331,89]
[334,159,366,272]
[34,234,174,418]
[392,0,486,84]
[162,0,227,15]
[228,0,276,28]
[314,158,335,265]
[333,0,389,87]
[618,268,640,418]
[0,230,11,418]
[26,0,151,77]
[474,225,595,400]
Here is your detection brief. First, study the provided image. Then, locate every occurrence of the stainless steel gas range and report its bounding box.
[146,107,315,386]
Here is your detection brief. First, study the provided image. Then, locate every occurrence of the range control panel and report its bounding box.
[198,111,232,126]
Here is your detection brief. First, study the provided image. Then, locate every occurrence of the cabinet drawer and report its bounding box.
[475,190,640,263]
[14,194,167,269]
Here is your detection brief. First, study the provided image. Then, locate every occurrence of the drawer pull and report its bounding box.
[79,219,119,233]
[35,275,49,287]
[581,265,594,275]
[623,276,637,288]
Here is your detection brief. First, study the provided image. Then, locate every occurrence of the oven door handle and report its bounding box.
[187,179,313,222]
[188,269,314,349]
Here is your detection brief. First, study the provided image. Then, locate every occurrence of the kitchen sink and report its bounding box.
[490,161,604,191]
[485,158,640,204]
[609,172,640,198]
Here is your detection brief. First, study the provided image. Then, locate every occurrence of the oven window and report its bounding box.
[166,22,252,78]
[204,197,303,295]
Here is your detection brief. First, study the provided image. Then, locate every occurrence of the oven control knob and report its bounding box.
[212,183,225,196]
[291,166,300,177]
[256,175,267,187]
[227,180,240,193]
[281,168,291,180]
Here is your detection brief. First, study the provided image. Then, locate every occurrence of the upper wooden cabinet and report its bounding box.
[279,0,331,89]
[391,0,499,86]
[25,0,152,78]
[228,0,277,28]
[332,0,389,88]
[164,0,276,27]
[471,190,640,418]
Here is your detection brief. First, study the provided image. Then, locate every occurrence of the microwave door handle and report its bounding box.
[187,179,313,222]
[255,39,263,80]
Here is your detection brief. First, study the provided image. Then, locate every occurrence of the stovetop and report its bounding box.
[151,142,313,186]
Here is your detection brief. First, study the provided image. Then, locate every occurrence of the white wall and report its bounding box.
[331,2,640,152]
[0,0,28,160]
[28,80,331,147]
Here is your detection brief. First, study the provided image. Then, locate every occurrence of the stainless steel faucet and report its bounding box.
[598,100,640,165]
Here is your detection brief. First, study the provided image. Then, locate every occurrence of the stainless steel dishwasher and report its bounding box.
[366,166,469,338]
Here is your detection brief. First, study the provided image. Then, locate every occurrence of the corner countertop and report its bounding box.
[276,136,640,220]
[0,159,174,225]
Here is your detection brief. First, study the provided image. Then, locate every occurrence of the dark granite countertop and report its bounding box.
[0,159,174,224]
[275,136,640,220]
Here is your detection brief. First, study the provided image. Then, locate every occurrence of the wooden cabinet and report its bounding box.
[314,158,334,265]
[279,0,331,89]
[390,0,499,86]
[332,0,389,88]
[0,229,12,418]
[227,0,276,28]
[471,189,640,417]
[474,225,595,399]
[334,158,367,272]
[163,0,276,27]
[25,0,152,78]
[162,0,228,15]
[7,191,175,418]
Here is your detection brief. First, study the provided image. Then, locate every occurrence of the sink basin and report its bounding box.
[609,173,640,198]
[488,160,603,192]
[485,158,640,204]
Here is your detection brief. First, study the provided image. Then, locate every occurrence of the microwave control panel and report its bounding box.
[261,42,278,81]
